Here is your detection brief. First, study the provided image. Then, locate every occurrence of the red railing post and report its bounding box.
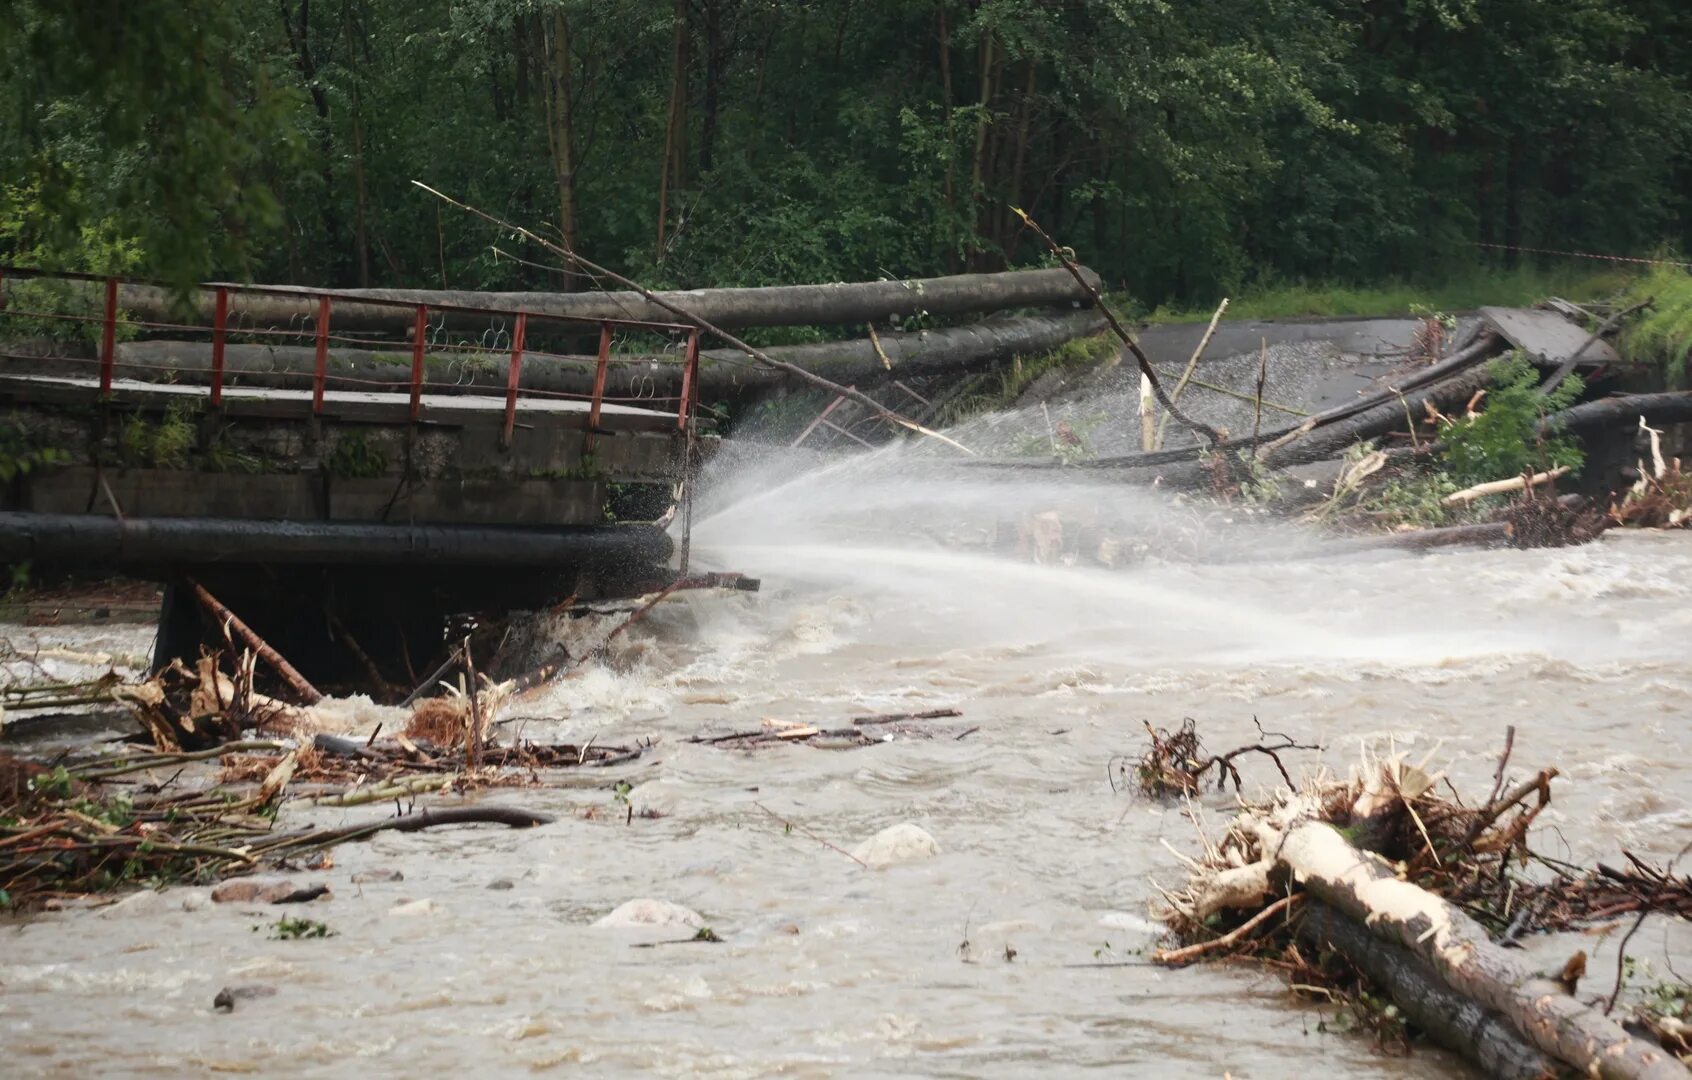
[585,321,613,452]
[98,277,118,395]
[409,305,428,421]
[502,312,528,447]
[209,286,229,407]
[312,295,331,414]
[677,328,700,431]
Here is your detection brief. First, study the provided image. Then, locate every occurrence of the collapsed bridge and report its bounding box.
[0,263,1103,691]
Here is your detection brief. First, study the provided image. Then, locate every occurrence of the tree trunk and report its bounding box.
[698,0,727,176]
[1274,820,1683,1079]
[101,265,1103,333]
[102,311,1106,401]
[539,8,578,276]
[1297,904,1556,1080]
[999,58,1037,263]
[937,0,955,230]
[656,0,689,261]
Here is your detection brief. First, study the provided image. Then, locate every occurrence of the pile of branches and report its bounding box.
[0,748,551,910]
[0,643,666,910]
[1125,717,1315,796]
[1610,421,1692,529]
[1147,725,1691,1077]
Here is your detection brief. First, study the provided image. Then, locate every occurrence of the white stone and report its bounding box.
[850,823,940,869]
[388,898,440,917]
[593,898,704,930]
[177,888,213,912]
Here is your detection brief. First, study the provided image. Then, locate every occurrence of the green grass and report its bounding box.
[1618,265,1692,383]
[1138,265,1641,324]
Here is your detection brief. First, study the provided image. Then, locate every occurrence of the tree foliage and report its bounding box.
[1441,354,1585,485]
[0,0,1687,302]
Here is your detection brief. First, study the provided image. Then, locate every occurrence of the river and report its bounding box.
[3,447,1690,1077]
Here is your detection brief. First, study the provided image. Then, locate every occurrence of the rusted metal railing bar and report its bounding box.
[585,321,613,452]
[676,329,700,431]
[98,277,118,396]
[312,296,331,414]
[501,311,528,446]
[210,287,228,407]
[409,304,427,421]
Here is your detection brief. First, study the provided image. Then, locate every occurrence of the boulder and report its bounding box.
[850,822,941,869]
[593,898,704,930]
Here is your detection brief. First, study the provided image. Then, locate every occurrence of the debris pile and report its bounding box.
[1145,724,1692,1076]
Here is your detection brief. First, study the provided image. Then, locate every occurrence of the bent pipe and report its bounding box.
[0,513,673,569]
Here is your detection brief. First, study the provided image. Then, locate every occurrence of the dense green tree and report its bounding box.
[0,0,1687,305]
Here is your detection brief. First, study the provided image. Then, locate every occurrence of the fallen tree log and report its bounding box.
[1155,749,1688,1080]
[96,310,1105,400]
[956,331,1508,486]
[1271,818,1682,1079]
[100,266,1101,334]
[1549,391,1692,438]
[1297,902,1556,1080]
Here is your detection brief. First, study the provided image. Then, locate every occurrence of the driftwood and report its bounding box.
[1443,466,1570,505]
[1268,817,1681,1079]
[102,311,1104,401]
[1296,903,1556,1080]
[101,266,1100,334]
[186,577,324,705]
[1155,744,1690,1079]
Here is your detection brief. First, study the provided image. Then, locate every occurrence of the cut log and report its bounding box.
[100,266,1102,334]
[1548,391,1692,439]
[955,331,1508,487]
[98,311,1105,400]
[1443,466,1569,505]
[1270,818,1683,1079]
[1297,902,1556,1080]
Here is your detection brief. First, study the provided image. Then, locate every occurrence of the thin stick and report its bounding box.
[1010,206,1223,449]
[185,578,323,704]
[1154,297,1229,449]
[71,740,288,780]
[1484,725,1517,809]
[413,181,975,456]
[1153,894,1301,965]
[1251,337,1269,445]
[1605,910,1649,1015]
[754,801,868,869]
[402,646,462,707]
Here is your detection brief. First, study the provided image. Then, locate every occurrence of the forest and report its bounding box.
[1,0,1690,308]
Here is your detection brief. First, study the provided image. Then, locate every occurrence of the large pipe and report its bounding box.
[103,267,1103,334]
[0,513,673,568]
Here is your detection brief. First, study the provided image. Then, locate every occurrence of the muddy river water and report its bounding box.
[3,452,1690,1077]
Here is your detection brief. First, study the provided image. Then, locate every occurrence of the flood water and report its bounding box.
[4,445,1691,1077]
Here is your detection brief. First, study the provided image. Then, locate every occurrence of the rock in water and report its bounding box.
[594,899,704,929]
[850,823,940,869]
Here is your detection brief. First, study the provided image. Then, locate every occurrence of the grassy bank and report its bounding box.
[1140,265,1640,323]
[1618,266,1692,382]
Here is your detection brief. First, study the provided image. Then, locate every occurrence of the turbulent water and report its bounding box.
[4,443,1692,1078]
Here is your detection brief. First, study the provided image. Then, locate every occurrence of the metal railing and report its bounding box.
[0,265,703,446]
